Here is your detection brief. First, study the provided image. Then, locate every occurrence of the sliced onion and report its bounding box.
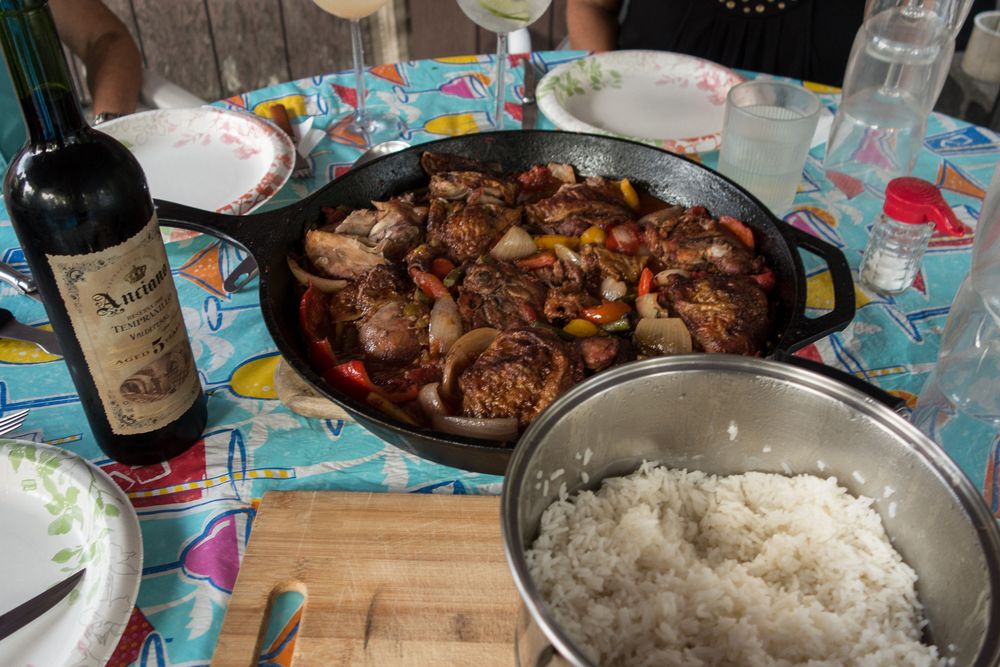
[287,256,349,293]
[553,242,582,268]
[655,268,690,286]
[635,293,669,319]
[600,276,627,301]
[634,317,693,355]
[429,294,463,356]
[441,327,499,401]
[490,226,537,261]
[432,414,518,442]
[418,382,449,419]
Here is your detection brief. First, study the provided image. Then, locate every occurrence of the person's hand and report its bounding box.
[567,0,623,52]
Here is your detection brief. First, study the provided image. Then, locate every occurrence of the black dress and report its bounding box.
[616,0,867,87]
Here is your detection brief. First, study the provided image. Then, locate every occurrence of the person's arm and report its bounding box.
[567,0,623,52]
[50,0,142,116]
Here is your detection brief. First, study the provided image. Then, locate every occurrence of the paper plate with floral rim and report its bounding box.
[0,439,142,667]
[536,50,745,155]
[99,107,295,240]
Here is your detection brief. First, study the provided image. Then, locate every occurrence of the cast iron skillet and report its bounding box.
[155,131,856,475]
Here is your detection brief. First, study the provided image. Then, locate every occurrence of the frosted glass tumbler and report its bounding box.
[717,80,821,215]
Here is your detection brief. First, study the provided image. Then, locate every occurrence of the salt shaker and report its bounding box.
[859,177,963,294]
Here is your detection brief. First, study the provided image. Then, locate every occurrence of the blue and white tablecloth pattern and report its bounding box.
[0,51,998,666]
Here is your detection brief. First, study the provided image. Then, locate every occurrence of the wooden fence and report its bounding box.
[70,0,568,104]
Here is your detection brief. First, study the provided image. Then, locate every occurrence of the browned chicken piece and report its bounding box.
[429,171,518,206]
[353,265,410,314]
[373,193,428,227]
[525,182,634,237]
[576,336,636,372]
[304,229,386,280]
[579,244,649,285]
[514,163,578,204]
[320,281,365,325]
[659,273,770,356]
[531,253,587,289]
[637,204,685,229]
[426,199,521,265]
[334,208,379,236]
[420,151,501,176]
[642,207,765,276]
[357,300,429,365]
[457,256,546,330]
[458,328,583,428]
[544,285,599,322]
[350,265,430,365]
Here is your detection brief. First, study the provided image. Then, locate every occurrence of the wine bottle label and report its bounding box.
[46,215,202,435]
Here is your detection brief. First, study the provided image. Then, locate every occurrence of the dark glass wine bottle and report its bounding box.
[0,0,207,464]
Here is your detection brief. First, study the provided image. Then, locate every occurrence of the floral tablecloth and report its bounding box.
[0,51,998,666]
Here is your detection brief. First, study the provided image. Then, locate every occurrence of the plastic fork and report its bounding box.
[0,409,29,436]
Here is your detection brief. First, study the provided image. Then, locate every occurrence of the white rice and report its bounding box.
[526,462,944,667]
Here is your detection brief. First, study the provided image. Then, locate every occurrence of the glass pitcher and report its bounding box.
[823,0,975,193]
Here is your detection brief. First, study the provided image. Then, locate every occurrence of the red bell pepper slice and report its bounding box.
[516,251,557,270]
[308,338,338,373]
[637,267,654,297]
[431,257,456,280]
[751,269,775,292]
[581,300,632,324]
[323,360,419,404]
[606,222,642,255]
[719,215,755,250]
[298,285,329,342]
[413,270,450,300]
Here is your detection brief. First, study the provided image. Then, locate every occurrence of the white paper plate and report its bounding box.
[0,439,142,667]
[537,51,745,154]
[99,106,295,215]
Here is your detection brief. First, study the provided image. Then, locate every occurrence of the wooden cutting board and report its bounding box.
[212,491,520,666]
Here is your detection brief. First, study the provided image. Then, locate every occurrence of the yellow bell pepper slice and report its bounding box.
[580,225,606,246]
[563,318,600,338]
[620,178,640,210]
[534,234,579,250]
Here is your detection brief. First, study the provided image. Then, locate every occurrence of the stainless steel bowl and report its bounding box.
[501,355,1000,667]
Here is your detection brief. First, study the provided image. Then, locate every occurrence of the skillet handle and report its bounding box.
[772,351,907,414]
[154,199,270,256]
[779,223,856,349]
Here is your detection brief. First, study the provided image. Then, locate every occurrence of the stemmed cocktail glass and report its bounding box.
[312,0,403,144]
[455,0,552,129]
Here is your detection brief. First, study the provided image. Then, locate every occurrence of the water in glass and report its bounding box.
[454,0,551,129]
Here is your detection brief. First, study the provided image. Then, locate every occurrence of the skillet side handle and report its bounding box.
[772,351,908,414]
[779,224,856,349]
[154,199,268,255]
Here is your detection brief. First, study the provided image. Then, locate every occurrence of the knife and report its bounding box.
[0,308,62,356]
[0,568,85,640]
[521,59,537,130]
[0,261,41,303]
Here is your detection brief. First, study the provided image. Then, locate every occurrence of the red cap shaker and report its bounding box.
[859,177,963,294]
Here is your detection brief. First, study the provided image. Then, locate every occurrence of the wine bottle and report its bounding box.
[0,0,207,464]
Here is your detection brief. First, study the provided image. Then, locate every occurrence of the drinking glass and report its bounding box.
[455,0,552,129]
[312,0,403,144]
[717,80,821,215]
